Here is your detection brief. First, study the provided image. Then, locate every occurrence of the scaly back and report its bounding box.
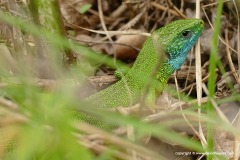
[86,19,204,108]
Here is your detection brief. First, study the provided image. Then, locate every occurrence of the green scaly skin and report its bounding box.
[86,19,204,109]
[1,19,204,158]
[79,19,204,128]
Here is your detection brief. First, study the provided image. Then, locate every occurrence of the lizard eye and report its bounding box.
[181,30,192,39]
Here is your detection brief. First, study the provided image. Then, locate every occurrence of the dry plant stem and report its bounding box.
[166,0,187,19]
[0,98,28,126]
[197,154,205,160]
[69,35,141,51]
[233,133,240,160]
[0,78,62,90]
[87,9,112,22]
[65,22,150,36]
[150,7,167,32]
[224,28,240,87]
[119,11,145,30]
[231,0,240,76]
[195,0,202,106]
[0,71,200,93]
[75,133,135,160]
[202,0,231,8]
[151,2,184,18]
[9,9,30,19]
[180,0,184,13]
[97,0,114,47]
[181,69,209,93]
[174,73,205,143]
[144,97,209,123]
[74,122,166,160]
[202,84,229,123]
[117,97,209,137]
[186,84,194,96]
[0,114,28,127]
[110,3,127,18]
[0,97,18,111]
[195,0,207,147]
[202,3,238,55]
[109,17,126,30]
[233,107,240,160]
[89,67,200,88]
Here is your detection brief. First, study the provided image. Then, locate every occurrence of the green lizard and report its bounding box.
[0,19,204,159]
[85,19,204,109]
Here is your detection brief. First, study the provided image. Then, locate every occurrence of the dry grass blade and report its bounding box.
[74,122,167,160]
[224,28,240,87]
[151,2,184,18]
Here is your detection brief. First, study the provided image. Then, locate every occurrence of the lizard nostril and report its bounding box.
[200,20,204,27]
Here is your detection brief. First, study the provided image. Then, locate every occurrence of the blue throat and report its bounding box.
[168,33,200,70]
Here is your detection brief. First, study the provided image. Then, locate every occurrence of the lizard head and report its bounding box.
[154,19,204,71]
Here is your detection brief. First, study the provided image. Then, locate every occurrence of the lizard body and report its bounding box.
[86,19,204,109]
[0,19,204,158]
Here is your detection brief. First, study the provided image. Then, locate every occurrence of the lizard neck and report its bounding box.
[127,37,177,86]
[155,62,175,85]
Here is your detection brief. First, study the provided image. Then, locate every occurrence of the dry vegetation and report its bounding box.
[0,0,240,160]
